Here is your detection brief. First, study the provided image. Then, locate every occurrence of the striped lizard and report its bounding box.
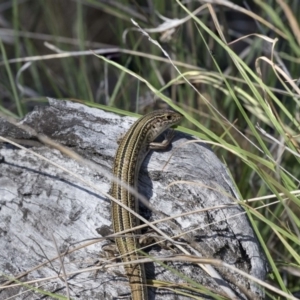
[110,109,182,300]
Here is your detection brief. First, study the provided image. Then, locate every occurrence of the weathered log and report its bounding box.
[0,99,267,299]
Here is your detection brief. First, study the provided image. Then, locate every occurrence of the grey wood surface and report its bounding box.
[0,99,267,299]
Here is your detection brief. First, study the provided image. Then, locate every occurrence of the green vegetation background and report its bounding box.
[1,0,300,298]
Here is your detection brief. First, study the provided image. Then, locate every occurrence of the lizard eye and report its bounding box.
[167,115,172,120]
